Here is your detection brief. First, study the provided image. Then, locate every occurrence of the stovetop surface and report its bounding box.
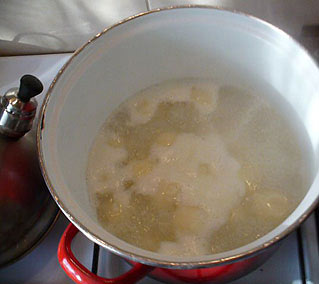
[0,50,317,284]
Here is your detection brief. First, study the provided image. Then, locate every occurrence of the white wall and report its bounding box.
[0,0,147,55]
[0,0,318,55]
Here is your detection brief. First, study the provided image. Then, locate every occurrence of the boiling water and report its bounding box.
[87,79,311,256]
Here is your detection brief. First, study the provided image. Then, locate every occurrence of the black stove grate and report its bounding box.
[88,224,314,283]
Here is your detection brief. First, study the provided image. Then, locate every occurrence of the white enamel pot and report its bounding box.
[38,6,319,284]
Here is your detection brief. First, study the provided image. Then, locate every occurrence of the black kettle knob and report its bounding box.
[17,75,43,103]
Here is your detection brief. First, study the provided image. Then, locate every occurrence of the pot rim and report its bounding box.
[37,5,319,269]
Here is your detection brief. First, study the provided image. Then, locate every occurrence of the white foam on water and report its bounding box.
[86,78,310,256]
[126,80,219,126]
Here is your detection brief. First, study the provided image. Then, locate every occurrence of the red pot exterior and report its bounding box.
[59,223,278,284]
[130,248,277,284]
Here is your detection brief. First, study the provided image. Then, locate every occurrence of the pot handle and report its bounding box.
[58,223,154,284]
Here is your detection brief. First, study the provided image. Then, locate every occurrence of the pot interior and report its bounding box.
[39,7,319,267]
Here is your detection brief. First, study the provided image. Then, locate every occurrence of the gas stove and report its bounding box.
[0,50,318,284]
